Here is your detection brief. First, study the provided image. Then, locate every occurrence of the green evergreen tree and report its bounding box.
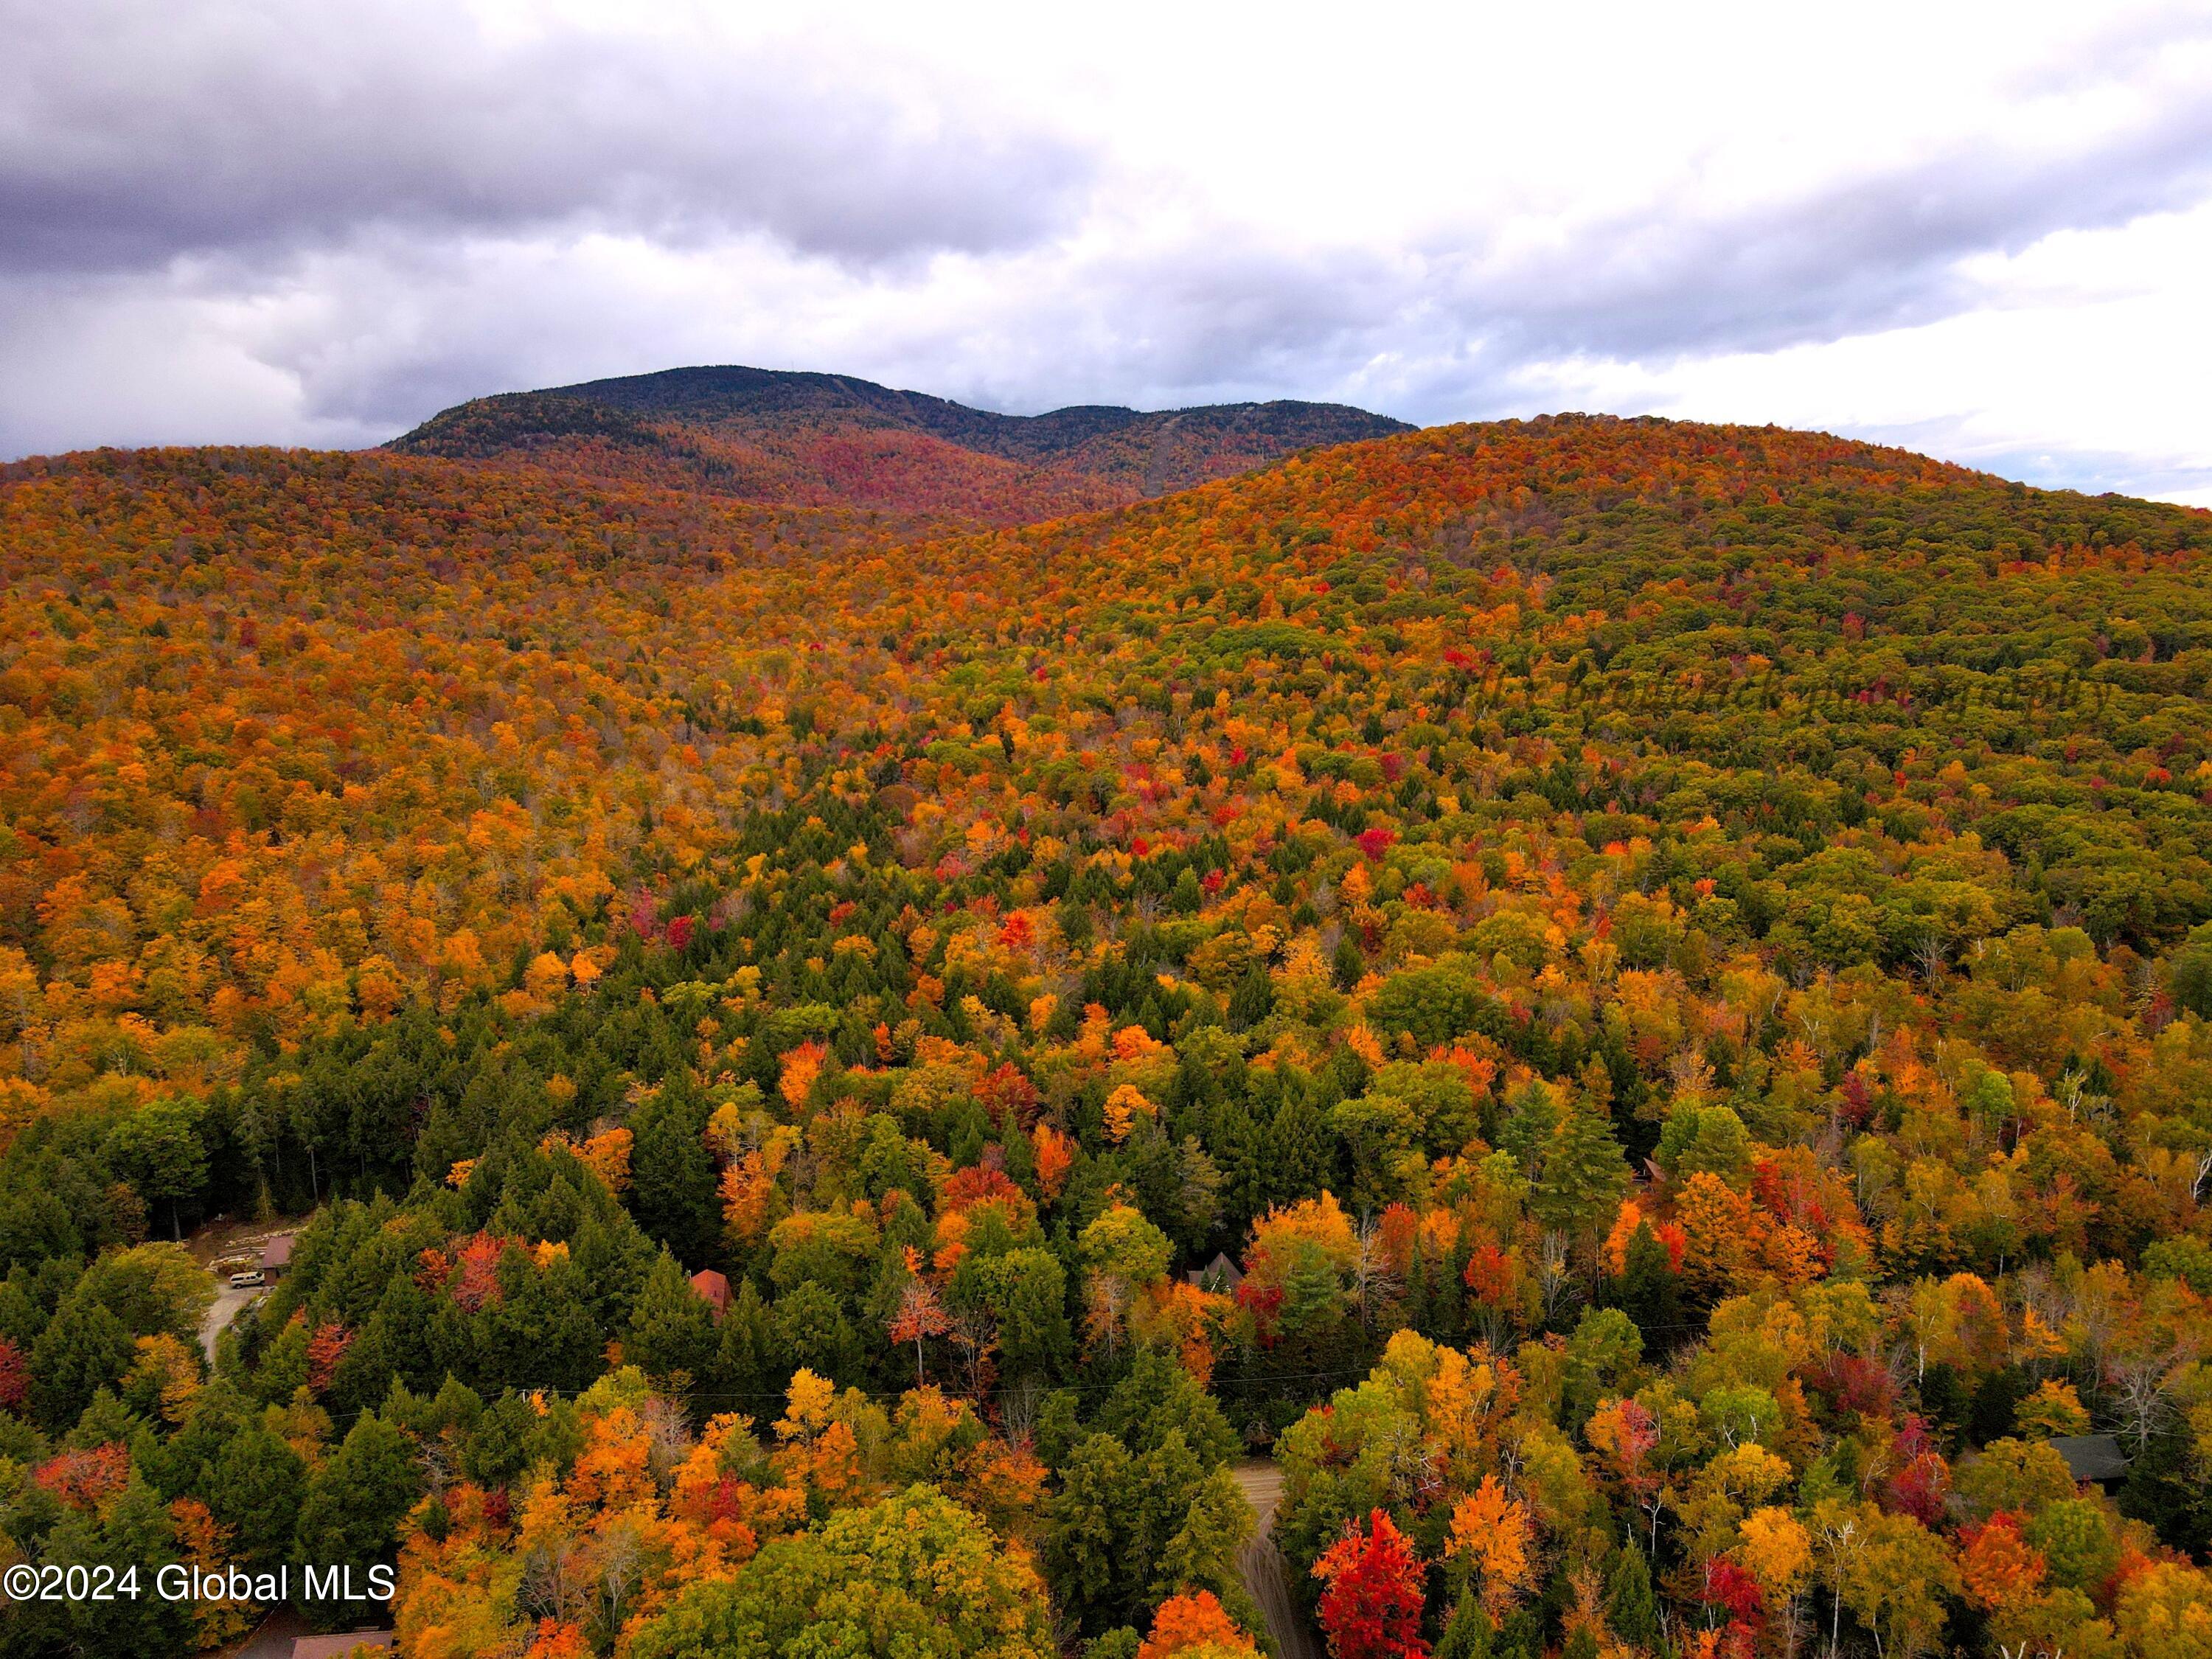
[1332,936,1366,990]
[30,1473,192,1658]
[1034,1388,1083,1470]
[969,1247,1071,1377]
[1615,1222,1683,1346]
[1267,1095,1338,1206]
[1152,1463,1256,1606]
[1208,1100,1271,1234]
[1047,1432,1137,1633]
[1172,868,1206,914]
[629,1087,720,1259]
[29,1295,134,1429]
[145,1380,249,1500]
[461,1390,540,1488]
[717,1278,778,1401]
[209,1422,309,1572]
[2169,921,2212,1020]
[1097,1349,1237,1467]
[294,1411,421,1626]
[1133,1427,1206,1602]
[1435,1591,1495,1659]
[1532,1105,1631,1239]
[1494,1607,1544,1659]
[1229,962,1276,1031]
[1604,1543,1659,1650]
[773,1281,863,1386]
[626,1249,720,1393]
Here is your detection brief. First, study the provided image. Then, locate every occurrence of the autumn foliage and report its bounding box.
[1314,1509,1430,1659]
[7,410,2212,1658]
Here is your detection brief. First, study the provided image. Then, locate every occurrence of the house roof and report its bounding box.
[689,1268,731,1314]
[291,1633,395,1659]
[261,1234,295,1269]
[1185,1251,1244,1290]
[2049,1433,2128,1484]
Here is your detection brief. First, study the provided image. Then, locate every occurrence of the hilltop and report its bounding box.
[384,364,1411,521]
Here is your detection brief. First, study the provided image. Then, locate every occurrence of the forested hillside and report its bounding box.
[386,365,1412,521]
[5,414,2212,1659]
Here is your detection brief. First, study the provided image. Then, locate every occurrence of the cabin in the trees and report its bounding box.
[260,1234,295,1280]
[1185,1253,1244,1295]
[689,1267,731,1318]
[2049,1434,2129,1489]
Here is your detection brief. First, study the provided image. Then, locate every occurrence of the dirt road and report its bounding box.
[199,1283,260,1363]
[1231,1459,1324,1659]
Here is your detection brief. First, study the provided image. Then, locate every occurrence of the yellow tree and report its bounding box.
[1447,1474,1534,1615]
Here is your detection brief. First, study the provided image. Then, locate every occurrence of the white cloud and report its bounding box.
[4,0,2211,504]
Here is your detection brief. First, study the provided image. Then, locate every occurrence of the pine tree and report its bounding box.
[1134,1427,1206,1589]
[1152,1464,1254,1606]
[209,1424,308,1572]
[1492,1608,1543,1659]
[1208,1101,1271,1234]
[1268,1095,1338,1206]
[1048,1432,1138,1632]
[1434,1591,1495,1659]
[1531,1104,1628,1239]
[625,1249,718,1392]
[1615,1222,1683,1347]
[29,1296,135,1430]
[1229,962,1276,1031]
[717,1277,777,1400]
[1604,1543,1659,1650]
[295,1411,420,1624]
[1333,936,1366,990]
[33,1472,193,1657]
[144,1380,248,1500]
[1404,1240,1433,1332]
[628,1087,718,1259]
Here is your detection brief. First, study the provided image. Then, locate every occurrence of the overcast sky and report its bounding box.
[6,1,2212,504]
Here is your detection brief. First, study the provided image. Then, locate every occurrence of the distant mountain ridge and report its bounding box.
[386,364,1413,522]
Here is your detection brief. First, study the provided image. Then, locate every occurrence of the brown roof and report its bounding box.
[689,1268,731,1316]
[261,1234,295,1269]
[291,1634,394,1659]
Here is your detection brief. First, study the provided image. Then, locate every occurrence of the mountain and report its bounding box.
[8,411,2212,1646]
[386,364,1413,521]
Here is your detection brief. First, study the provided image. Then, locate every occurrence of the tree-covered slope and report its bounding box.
[385,364,1413,521]
[5,414,2212,1658]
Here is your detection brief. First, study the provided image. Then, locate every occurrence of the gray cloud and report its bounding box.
[1451,77,2212,366]
[1043,15,2212,411]
[0,0,1094,274]
[4,1,2211,499]
[844,17,2212,428]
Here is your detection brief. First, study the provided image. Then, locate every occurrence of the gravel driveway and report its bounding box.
[1231,1459,1325,1659]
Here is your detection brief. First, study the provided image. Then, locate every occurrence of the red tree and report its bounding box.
[307,1319,353,1394]
[0,1334,28,1411]
[1312,1509,1430,1659]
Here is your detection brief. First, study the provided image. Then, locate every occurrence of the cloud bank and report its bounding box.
[4,0,2211,503]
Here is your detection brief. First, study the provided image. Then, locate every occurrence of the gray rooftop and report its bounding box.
[2048,1433,2128,1484]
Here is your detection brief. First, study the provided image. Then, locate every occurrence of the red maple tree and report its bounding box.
[1312,1508,1429,1659]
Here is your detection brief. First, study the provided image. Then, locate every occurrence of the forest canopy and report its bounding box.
[3,414,2212,1659]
